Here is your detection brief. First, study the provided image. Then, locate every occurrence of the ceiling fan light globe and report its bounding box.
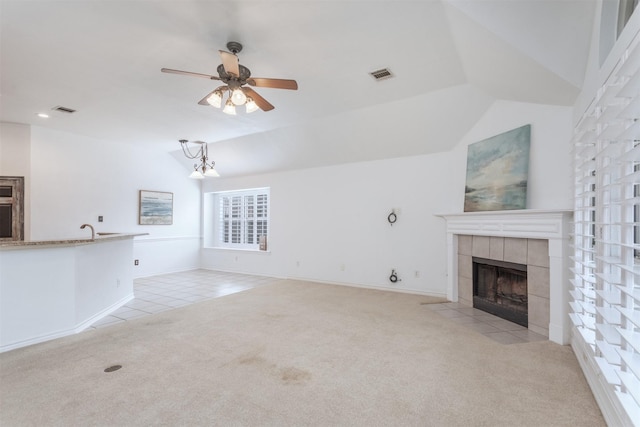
[206,91,222,108]
[245,98,259,113]
[189,170,204,179]
[231,89,247,106]
[223,99,237,115]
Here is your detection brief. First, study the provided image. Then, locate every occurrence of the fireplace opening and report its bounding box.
[473,257,528,327]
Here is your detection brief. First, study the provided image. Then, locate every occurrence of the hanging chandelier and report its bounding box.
[179,139,219,179]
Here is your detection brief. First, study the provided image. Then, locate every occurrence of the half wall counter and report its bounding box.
[0,233,147,352]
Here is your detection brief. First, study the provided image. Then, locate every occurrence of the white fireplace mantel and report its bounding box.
[436,209,573,345]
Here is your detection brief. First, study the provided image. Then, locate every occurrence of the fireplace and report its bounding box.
[438,209,573,345]
[473,257,528,327]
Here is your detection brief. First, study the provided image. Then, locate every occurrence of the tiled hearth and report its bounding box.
[438,209,573,345]
[457,235,550,337]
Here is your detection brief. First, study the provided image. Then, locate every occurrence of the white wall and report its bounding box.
[0,238,136,352]
[200,100,572,297]
[202,152,454,296]
[1,123,202,277]
[449,101,573,211]
[0,122,30,176]
[133,236,201,277]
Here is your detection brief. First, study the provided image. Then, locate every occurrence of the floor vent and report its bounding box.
[369,68,393,81]
[52,105,76,114]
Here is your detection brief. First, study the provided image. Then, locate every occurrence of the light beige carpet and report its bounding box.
[0,279,604,426]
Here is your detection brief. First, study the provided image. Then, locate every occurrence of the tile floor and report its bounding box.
[89,269,279,329]
[90,269,547,345]
[425,301,547,344]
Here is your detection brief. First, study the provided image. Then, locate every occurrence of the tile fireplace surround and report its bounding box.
[437,209,573,345]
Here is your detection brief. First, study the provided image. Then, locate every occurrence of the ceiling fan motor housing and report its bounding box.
[217,64,251,87]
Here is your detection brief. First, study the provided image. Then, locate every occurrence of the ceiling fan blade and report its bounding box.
[219,50,240,77]
[197,93,212,106]
[243,87,274,111]
[161,68,220,80]
[247,78,298,90]
[197,86,228,105]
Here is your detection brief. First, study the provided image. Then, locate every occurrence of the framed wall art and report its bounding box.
[139,190,173,225]
[464,124,531,212]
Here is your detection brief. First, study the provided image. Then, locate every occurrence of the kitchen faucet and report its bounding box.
[80,224,95,240]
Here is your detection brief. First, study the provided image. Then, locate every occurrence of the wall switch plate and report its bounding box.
[134,259,139,266]
[98,216,103,222]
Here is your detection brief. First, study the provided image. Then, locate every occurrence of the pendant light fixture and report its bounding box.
[179,139,220,179]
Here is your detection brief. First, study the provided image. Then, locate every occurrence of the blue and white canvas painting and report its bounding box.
[464,124,531,212]
[139,190,173,225]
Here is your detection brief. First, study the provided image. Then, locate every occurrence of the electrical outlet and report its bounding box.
[134,259,139,266]
[98,215,103,222]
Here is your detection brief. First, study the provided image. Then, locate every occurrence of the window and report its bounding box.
[600,0,639,66]
[209,188,269,250]
[618,0,640,37]
[571,32,640,424]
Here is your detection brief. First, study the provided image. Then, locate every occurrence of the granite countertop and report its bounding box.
[0,233,149,249]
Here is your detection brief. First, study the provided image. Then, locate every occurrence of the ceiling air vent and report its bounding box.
[52,105,76,114]
[369,68,393,81]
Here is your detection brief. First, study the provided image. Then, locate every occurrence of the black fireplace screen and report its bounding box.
[473,257,528,327]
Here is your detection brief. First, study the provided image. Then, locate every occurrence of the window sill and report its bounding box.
[203,246,271,254]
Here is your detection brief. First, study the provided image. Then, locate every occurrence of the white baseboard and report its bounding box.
[1,327,78,353]
[199,267,286,280]
[1,293,134,354]
[548,322,567,345]
[571,328,635,427]
[285,275,448,299]
[134,264,201,279]
[74,293,134,332]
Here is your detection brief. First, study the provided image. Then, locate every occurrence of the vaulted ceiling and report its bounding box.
[0,0,596,177]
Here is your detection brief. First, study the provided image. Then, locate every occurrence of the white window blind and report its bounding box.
[571,30,640,423]
[217,188,269,250]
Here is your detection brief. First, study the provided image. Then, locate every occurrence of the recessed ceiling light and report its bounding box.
[37,113,49,118]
